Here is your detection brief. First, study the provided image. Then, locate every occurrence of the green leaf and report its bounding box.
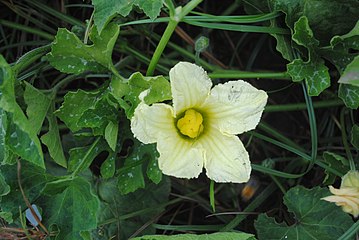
[55,89,100,132]
[47,22,119,74]
[104,121,118,151]
[100,152,116,179]
[274,0,359,46]
[255,186,354,240]
[338,55,359,87]
[0,211,13,224]
[0,171,10,197]
[92,0,164,33]
[23,82,51,135]
[338,84,359,109]
[117,141,147,195]
[132,232,256,240]
[0,56,44,168]
[321,20,359,74]
[111,72,171,119]
[351,124,359,150]
[68,138,109,173]
[0,162,49,222]
[287,16,330,96]
[93,177,170,239]
[322,152,350,185]
[146,146,162,184]
[40,177,100,240]
[55,85,119,136]
[41,104,67,168]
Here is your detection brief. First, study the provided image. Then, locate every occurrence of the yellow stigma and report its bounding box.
[177,109,204,138]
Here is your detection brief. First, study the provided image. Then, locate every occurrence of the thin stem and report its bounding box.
[0,20,53,40]
[208,70,290,79]
[340,108,355,171]
[265,99,343,112]
[146,0,203,76]
[209,180,215,212]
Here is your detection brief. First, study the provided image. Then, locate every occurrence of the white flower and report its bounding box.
[322,170,359,218]
[131,62,268,183]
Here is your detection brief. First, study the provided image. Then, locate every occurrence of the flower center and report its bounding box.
[176,109,204,138]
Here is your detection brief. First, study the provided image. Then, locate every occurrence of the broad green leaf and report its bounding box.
[55,85,119,136]
[0,56,44,168]
[338,84,359,109]
[104,121,118,151]
[41,104,67,168]
[0,171,10,197]
[23,82,51,135]
[146,146,162,184]
[55,89,101,132]
[132,232,256,240]
[321,20,359,74]
[92,0,164,33]
[100,152,116,179]
[287,16,330,96]
[78,95,119,136]
[117,140,147,195]
[0,162,49,222]
[93,177,170,239]
[111,72,171,118]
[274,0,359,46]
[47,22,119,74]
[0,211,12,223]
[68,138,109,174]
[40,177,100,240]
[0,108,9,163]
[338,55,359,87]
[351,124,359,150]
[255,186,353,240]
[322,152,350,185]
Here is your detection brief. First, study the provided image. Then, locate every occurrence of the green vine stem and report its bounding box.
[340,108,355,171]
[146,0,203,76]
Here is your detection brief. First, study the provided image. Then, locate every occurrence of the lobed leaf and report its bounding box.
[111,72,171,119]
[255,186,354,240]
[0,56,44,168]
[287,16,330,96]
[338,55,359,87]
[92,0,164,33]
[338,84,359,109]
[47,23,119,74]
[322,152,350,185]
[40,177,100,240]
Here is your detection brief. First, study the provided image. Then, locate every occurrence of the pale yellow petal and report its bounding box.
[341,170,359,188]
[157,135,204,179]
[201,80,268,135]
[131,103,176,144]
[200,126,251,183]
[169,62,212,115]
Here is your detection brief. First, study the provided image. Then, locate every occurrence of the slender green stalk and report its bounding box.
[338,220,359,240]
[12,44,51,75]
[208,70,290,79]
[71,137,101,177]
[209,180,215,212]
[0,20,53,40]
[265,99,343,112]
[302,82,318,170]
[146,0,203,76]
[340,108,355,171]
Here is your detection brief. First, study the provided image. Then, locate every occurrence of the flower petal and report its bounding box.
[169,62,212,115]
[131,103,176,144]
[201,80,268,135]
[157,135,204,179]
[200,127,251,183]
